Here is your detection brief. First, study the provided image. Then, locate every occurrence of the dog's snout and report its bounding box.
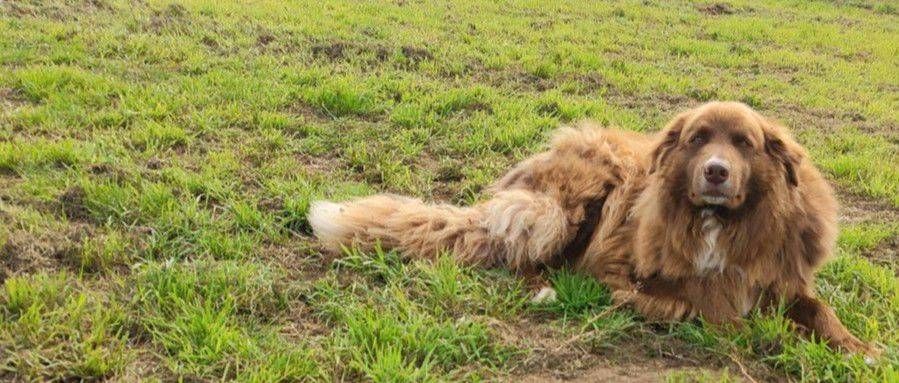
[703,159,730,185]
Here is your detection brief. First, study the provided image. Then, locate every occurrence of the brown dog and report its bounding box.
[309,101,878,358]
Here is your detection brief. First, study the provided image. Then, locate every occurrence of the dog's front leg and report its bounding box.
[628,273,747,326]
[613,289,696,322]
[609,273,697,322]
[784,293,880,360]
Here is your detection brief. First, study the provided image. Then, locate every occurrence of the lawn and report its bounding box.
[0,0,897,381]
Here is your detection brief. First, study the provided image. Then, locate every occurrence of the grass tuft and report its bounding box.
[541,269,613,317]
[0,272,130,381]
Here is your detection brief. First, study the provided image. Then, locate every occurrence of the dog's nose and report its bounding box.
[704,162,729,185]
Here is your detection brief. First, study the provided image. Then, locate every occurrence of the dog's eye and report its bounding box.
[688,134,707,145]
[733,135,752,148]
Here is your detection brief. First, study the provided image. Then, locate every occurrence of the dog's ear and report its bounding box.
[649,111,690,174]
[761,119,803,187]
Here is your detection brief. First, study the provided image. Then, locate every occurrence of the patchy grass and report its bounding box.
[1,0,897,381]
[309,248,525,381]
[0,272,130,381]
[839,222,898,253]
[804,128,899,207]
[127,260,318,380]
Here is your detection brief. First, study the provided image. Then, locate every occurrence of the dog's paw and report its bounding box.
[838,336,880,364]
[864,355,876,366]
[530,286,557,304]
[860,345,881,366]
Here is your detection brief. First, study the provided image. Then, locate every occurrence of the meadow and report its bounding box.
[1,0,897,381]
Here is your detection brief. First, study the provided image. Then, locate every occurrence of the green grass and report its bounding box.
[839,222,898,253]
[312,248,524,381]
[0,0,897,381]
[1,272,130,380]
[803,127,899,207]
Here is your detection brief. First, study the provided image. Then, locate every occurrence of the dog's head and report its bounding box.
[650,101,803,210]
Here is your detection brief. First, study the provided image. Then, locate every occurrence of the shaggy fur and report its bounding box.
[308,101,878,357]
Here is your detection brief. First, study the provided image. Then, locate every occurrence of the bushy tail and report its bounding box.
[308,191,572,270]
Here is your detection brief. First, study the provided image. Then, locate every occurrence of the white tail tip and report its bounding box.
[308,200,347,247]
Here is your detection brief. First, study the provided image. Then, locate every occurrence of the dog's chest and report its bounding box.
[694,209,726,274]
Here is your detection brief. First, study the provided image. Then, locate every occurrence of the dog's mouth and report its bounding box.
[700,191,729,205]
[689,188,742,208]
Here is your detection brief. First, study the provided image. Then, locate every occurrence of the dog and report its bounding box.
[308,101,878,358]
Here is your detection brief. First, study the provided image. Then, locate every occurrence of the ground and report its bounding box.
[0,0,897,381]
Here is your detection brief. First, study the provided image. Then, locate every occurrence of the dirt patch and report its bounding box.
[373,45,393,63]
[257,33,276,47]
[88,163,133,184]
[434,159,465,183]
[613,92,693,110]
[836,188,898,271]
[295,152,342,175]
[773,103,897,137]
[400,46,433,63]
[283,298,332,342]
[85,0,112,9]
[492,70,612,96]
[697,3,736,15]
[499,319,609,378]
[260,237,333,281]
[146,3,189,33]
[257,196,284,214]
[264,239,338,340]
[88,163,114,175]
[200,36,219,49]
[290,102,333,123]
[1,225,90,280]
[115,347,172,382]
[836,188,899,226]
[311,42,350,60]
[145,156,165,170]
[0,87,29,109]
[282,258,335,341]
[864,235,898,273]
[311,41,391,62]
[567,72,611,96]
[58,186,92,222]
[159,3,186,18]
[1,0,112,20]
[499,316,687,378]
[503,70,556,92]
[517,364,731,383]
[497,311,782,382]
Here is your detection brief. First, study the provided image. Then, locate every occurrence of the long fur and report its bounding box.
[309,191,570,270]
[308,101,877,357]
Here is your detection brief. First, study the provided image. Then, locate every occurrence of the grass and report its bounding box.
[0,0,897,381]
[312,248,524,381]
[803,127,899,207]
[1,272,130,380]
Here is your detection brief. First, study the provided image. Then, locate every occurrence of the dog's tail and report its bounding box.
[308,191,571,270]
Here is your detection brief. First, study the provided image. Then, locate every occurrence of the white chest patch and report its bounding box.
[695,209,726,274]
